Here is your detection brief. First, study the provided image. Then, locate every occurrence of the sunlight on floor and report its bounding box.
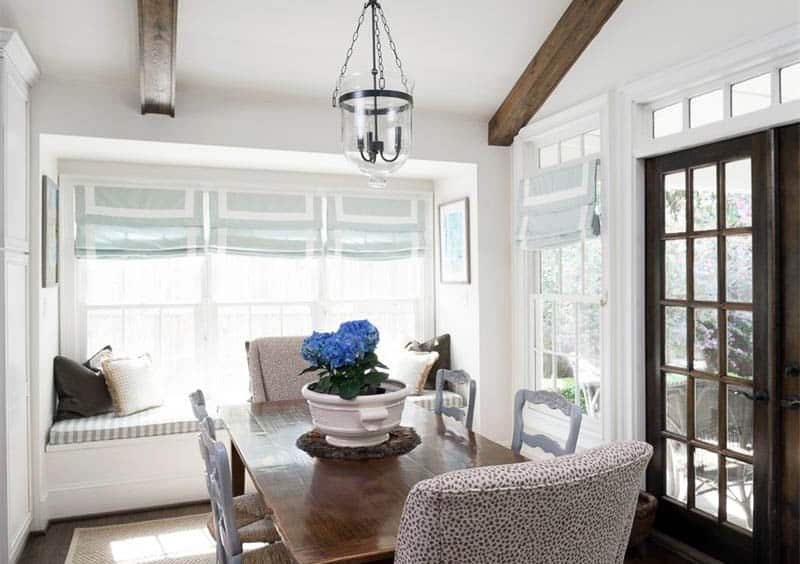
[109,527,215,563]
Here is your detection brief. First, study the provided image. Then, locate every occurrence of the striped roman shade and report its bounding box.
[208,190,324,257]
[327,194,427,259]
[74,184,205,258]
[515,158,601,250]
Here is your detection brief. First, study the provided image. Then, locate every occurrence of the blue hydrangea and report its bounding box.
[301,320,380,370]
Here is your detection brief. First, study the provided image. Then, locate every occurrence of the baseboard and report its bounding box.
[650,531,725,564]
[8,513,31,564]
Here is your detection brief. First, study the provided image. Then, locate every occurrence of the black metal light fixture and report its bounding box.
[332,0,413,189]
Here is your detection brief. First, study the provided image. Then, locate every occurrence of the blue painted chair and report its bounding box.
[200,428,293,564]
[434,369,476,431]
[511,389,582,456]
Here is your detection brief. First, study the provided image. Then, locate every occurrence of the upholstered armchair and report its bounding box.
[395,441,653,564]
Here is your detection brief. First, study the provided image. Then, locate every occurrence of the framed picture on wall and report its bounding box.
[438,198,470,284]
[42,175,59,288]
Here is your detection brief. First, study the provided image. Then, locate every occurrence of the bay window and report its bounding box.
[65,176,433,404]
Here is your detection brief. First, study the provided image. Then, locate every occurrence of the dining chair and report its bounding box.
[201,430,294,564]
[511,389,582,456]
[434,369,476,430]
[395,441,653,564]
[245,337,318,402]
[190,391,277,544]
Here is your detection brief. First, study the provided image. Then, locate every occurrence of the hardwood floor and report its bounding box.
[19,502,695,564]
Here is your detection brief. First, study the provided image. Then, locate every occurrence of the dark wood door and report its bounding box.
[778,124,800,564]
[645,130,784,563]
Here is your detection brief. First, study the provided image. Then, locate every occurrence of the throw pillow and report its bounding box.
[391,350,439,395]
[53,356,114,421]
[84,345,113,372]
[101,354,164,416]
[405,334,451,389]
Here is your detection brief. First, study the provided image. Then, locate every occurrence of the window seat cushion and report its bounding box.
[48,396,222,447]
[405,390,464,411]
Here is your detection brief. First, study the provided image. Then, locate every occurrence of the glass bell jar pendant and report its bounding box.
[332,0,413,189]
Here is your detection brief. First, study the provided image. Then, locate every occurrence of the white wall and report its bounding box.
[538,0,800,119]
[26,77,512,527]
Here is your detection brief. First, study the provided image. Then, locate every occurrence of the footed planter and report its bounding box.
[301,380,408,448]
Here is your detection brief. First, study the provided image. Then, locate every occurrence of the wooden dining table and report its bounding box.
[220,400,526,564]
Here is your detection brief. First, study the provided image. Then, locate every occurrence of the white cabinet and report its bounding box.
[0,29,38,563]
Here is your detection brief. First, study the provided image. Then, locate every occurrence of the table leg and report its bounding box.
[231,442,245,496]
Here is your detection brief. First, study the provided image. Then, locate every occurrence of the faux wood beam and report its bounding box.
[488,0,623,146]
[138,0,178,116]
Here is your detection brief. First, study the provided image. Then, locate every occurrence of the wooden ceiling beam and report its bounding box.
[138,0,178,116]
[488,0,623,146]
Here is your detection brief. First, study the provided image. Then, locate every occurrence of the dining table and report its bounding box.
[220,399,526,564]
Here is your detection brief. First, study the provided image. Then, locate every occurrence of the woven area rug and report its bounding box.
[64,513,217,564]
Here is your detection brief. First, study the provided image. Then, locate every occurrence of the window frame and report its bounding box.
[58,166,435,400]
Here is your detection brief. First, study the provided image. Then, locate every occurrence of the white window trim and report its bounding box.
[512,95,611,449]
[58,162,436,365]
[609,23,800,445]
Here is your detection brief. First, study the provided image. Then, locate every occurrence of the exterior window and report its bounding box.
[653,102,683,138]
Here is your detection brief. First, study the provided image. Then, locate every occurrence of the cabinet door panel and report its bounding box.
[5,254,30,546]
[3,70,29,251]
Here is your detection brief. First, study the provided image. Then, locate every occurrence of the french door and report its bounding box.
[645,126,800,563]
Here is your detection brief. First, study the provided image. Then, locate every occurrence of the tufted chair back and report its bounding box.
[246,336,316,402]
[395,441,652,564]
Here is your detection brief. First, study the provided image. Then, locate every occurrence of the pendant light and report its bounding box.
[332,0,413,189]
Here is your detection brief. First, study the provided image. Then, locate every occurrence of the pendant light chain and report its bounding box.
[377,4,409,93]
[374,9,386,89]
[332,3,369,107]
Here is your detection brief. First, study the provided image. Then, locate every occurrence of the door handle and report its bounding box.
[733,390,769,402]
[785,362,800,377]
[781,396,800,409]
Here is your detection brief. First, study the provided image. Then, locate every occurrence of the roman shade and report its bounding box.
[327,194,427,259]
[74,184,205,258]
[515,158,601,250]
[208,190,324,257]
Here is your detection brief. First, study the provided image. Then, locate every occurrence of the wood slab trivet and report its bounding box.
[296,426,421,460]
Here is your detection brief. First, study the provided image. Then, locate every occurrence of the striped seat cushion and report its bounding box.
[406,390,464,411]
[48,396,223,447]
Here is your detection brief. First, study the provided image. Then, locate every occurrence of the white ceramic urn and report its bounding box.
[301,379,408,447]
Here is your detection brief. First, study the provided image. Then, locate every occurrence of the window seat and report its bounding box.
[47,396,223,448]
[406,390,464,411]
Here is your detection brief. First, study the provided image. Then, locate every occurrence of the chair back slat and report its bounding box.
[200,430,244,564]
[189,389,208,421]
[511,389,582,456]
[434,369,476,431]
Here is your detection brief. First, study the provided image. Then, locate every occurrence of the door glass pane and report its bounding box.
[692,165,718,231]
[731,73,772,116]
[694,448,720,517]
[726,459,754,531]
[695,379,719,445]
[725,159,752,228]
[654,102,683,138]
[665,373,687,436]
[727,385,754,456]
[666,439,688,503]
[694,308,719,374]
[665,239,687,299]
[665,307,688,368]
[726,235,753,303]
[727,310,754,380]
[664,172,687,233]
[780,62,800,103]
[690,90,723,128]
[693,237,718,302]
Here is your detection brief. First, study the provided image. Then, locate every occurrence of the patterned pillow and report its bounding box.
[391,351,439,395]
[101,354,164,416]
[405,334,450,389]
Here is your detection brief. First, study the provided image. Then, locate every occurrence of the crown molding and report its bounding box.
[0,28,40,86]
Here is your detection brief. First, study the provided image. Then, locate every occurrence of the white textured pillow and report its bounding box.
[101,354,164,416]
[391,351,439,395]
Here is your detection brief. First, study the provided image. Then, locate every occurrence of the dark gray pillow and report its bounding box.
[406,334,451,390]
[83,345,112,372]
[54,356,113,421]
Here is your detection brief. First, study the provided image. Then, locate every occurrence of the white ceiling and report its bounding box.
[2,0,572,118]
